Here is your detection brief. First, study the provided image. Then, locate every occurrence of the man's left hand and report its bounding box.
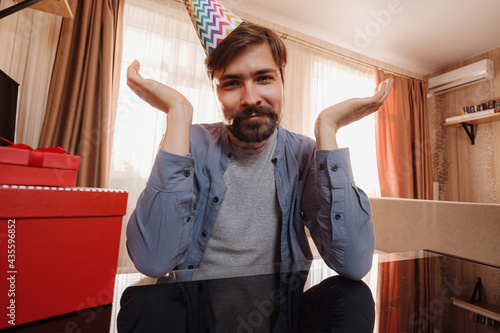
[314,78,394,150]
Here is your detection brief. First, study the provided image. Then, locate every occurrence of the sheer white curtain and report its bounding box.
[111,0,380,271]
[109,0,220,271]
[282,40,380,196]
[0,0,62,148]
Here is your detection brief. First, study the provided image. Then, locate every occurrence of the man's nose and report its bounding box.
[240,83,262,108]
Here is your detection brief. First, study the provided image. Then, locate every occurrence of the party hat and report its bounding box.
[184,0,243,55]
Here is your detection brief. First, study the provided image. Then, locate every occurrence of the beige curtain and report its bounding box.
[375,70,433,199]
[109,0,219,272]
[0,0,62,148]
[39,0,124,188]
[282,40,380,196]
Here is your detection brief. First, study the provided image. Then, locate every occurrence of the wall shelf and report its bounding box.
[444,110,500,145]
[452,298,500,322]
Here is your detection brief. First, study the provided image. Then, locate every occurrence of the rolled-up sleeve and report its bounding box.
[307,148,374,280]
[126,148,196,277]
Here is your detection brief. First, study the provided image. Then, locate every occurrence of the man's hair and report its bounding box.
[205,22,287,82]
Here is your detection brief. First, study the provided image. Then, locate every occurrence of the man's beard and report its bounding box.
[226,105,279,143]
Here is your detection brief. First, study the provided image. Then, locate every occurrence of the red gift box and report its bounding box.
[0,141,80,187]
[0,185,128,329]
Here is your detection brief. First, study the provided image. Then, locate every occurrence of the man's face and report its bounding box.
[213,43,284,148]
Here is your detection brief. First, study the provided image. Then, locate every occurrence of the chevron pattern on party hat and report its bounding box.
[184,0,243,55]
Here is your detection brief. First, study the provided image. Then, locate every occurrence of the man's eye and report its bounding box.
[257,76,273,83]
[222,81,239,88]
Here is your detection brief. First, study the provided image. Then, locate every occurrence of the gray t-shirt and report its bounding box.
[199,131,282,268]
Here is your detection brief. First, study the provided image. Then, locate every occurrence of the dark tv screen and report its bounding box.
[0,69,19,146]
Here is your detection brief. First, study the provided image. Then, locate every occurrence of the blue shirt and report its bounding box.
[126,123,374,280]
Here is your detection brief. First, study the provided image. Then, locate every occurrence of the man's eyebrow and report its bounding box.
[218,73,243,81]
[253,68,278,76]
[218,68,278,81]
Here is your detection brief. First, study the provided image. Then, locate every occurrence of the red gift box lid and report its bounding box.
[0,185,128,218]
[0,146,80,171]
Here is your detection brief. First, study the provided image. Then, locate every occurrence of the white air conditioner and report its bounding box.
[428,59,494,95]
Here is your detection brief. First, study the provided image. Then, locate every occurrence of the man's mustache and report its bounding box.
[231,105,277,122]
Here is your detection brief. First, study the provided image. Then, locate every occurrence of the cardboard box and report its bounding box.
[0,146,80,186]
[0,185,128,329]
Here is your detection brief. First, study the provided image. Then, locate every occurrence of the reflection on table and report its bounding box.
[117,262,374,332]
[4,250,500,332]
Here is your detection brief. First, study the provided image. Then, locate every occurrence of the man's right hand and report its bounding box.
[127,60,193,155]
[127,60,193,115]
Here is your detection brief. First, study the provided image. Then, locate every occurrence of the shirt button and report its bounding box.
[335,214,341,220]
[201,231,207,237]
[213,197,219,203]
[331,165,338,172]
[186,217,191,223]
[227,152,233,158]
[318,164,325,170]
[188,265,194,269]
[184,170,190,177]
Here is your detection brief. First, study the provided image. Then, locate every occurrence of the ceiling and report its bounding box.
[223,0,500,76]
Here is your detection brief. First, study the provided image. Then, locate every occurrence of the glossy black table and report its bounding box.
[3,250,500,332]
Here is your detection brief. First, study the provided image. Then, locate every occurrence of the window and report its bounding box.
[109,0,220,271]
[312,59,379,196]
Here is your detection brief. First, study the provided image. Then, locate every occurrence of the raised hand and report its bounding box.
[127,60,193,155]
[127,60,193,115]
[314,78,394,150]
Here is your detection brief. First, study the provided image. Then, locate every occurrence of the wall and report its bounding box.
[427,48,500,203]
[233,9,424,81]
